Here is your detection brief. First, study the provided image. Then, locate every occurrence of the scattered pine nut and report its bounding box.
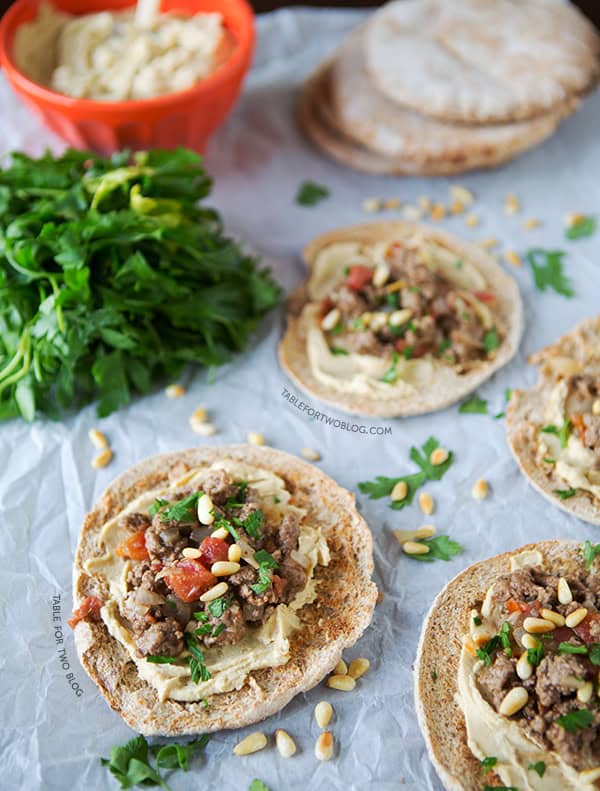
[314,731,334,761]
[565,607,588,628]
[578,682,594,704]
[314,701,333,729]
[88,428,108,449]
[327,674,356,691]
[333,659,348,676]
[418,196,432,211]
[389,308,413,327]
[362,197,381,213]
[228,544,242,563]
[521,634,541,650]
[197,493,215,525]
[430,203,446,221]
[449,200,465,215]
[233,732,267,756]
[592,399,600,416]
[465,213,479,228]
[471,479,488,501]
[564,211,586,228]
[504,250,522,267]
[190,419,217,436]
[199,581,229,602]
[211,561,241,577]
[402,205,423,221]
[384,197,401,210]
[430,447,448,466]
[478,237,499,250]
[393,525,436,544]
[523,617,556,634]
[373,262,391,288]
[91,448,113,469]
[211,527,229,540]
[450,185,474,205]
[516,652,534,681]
[165,384,185,398]
[402,541,430,556]
[523,218,540,230]
[499,686,528,716]
[540,608,565,627]
[419,491,434,515]
[391,480,408,502]
[247,431,265,446]
[275,729,297,758]
[581,769,600,783]
[348,658,370,680]
[321,307,341,332]
[301,448,321,462]
[557,577,573,605]
[504,193,520,215]
[190,406,208,423]
[182,547,202,559]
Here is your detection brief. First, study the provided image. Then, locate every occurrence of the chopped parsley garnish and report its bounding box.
[185,634,211,683]
[380,351,400,384]
[207,595,232,619]
[238,508,264,539]
[505,388,512,403]
[459,394,488,414]
[589,644,600,666]
[146,655,179,665]
[483,328,499,354]
[543,457,555,464]
[330,346,349,355]
[295,181,330,206]
[476,635,501,667]
[473,615,482,626]
[554,488,577,500]
[330,321,345,336]
[566,215,596,240]
[153,736,209,772]
[212,512,240,542]
[401,345,415,360]
[438,338,452,354]
[358,436,454,511]
[386,292,399,308]
[149,498,169,517]
[480,756,497,773]
[540,420,571,448]
[528,761,546,778]
[583,540,600,571]
[557,642,587,655]
[494,412,506,420]
[251,549,279,595]
[527,642,544,668]
[408,535,463,563]
[455,259,464,269]
[500,621,512,657]
[249,781,271,791]
[555,708,594,733]
[408,286,421,294]
[160,492,200,523]
[526,248,574,297]
[431,669,438,681]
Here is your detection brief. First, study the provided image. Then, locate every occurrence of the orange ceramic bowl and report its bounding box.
[0,0,254,153]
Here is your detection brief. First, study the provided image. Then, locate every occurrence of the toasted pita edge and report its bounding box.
[414,539,585,791]
[71,444,378,735]
[278,220,524,418]
[506,316,600,526]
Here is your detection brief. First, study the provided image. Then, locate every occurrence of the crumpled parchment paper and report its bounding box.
[1,7,600,790]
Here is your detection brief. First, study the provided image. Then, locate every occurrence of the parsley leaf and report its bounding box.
[240,508,264,540]
[330,346,349,355]
[146,655,179,665]
[207,595,232,619]
[526,248,574,297]
[500,621,512,657]
[149,498,169,517]
[251,549,279,595]
[296,181,329,206]
[473,615,482,626]
[558,642,587,655]
[476,635,501,667]
[555,709,594,733]
[589,644,600,666]
[100,734,168,789]
[528,761,546,778]
[249,782,271,791]
[409,535,463,563]
[483,328,500,354]
[153,736,209,771]
[459,394,488,414]
[212,512,240,542]
[160,493,200,523]
[566,215,596,240]
[554,488,577,500]
[527,642,544,668]
[583,540,600,571]
[480,756,497,773]
[541,420,570,448]
[185,634,211,683]
[380,351,401,384]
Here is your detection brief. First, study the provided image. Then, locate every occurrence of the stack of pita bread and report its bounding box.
[299,0,600,176]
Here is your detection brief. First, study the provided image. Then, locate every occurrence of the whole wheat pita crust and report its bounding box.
[330,29,576,163]
[414,539,587,791]
[278,221,524,418]
[365,0,600,125]
[71,445,377,735]
[507,316,600,526]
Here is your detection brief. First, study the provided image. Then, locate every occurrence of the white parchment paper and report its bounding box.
[1,7,600,790]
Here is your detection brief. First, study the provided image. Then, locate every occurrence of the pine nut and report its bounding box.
[450,200,465,215]
[190,406,207,422]
[403,541,430,556]
[301,448,321,462]
[593,400,600,416]
[362,197,380,213]
[430,203,446,221]
[211,561,240,577]
[419,492,434,515]
[182,547,202,559]
[334,659,347,676]
[165,384,185,398]
[389,308,413,327]
[566,608,588,628]
[190,419,217,436]
[577,681,594,704]
[211,527,228,540]
[391,481,408,501]
[348,658,370,679]
[369,312,388,332]
[199,581,229,602]
[581,768,600,782]
[314,701,333,728]
[247,431,265,446]
[465,213,479,228]
[372,263,390,288]
[498,686,528,717]
[521,634,541,650]
[516,653,534,681]
[327,674,355,691]
[504,193,520,215]
[197,493,215,525]
[472,479,488,501]
[384,197,401,210]
[418,196,432,211]
[523,218,540,230]
[565,211,585,228]
[315,731,334,761]
[402,205,422,221]
[504,250,522,267]
[321,308,341,331]
[228,544,242,563]
[91,449,113,469]
[523,617,556,634]
[88,428,108,449]
[450,185,474,206]
[233,732,267,756]
[275,729,297,758]
[541,608,566,627]
[478,237,499,250]
[393,525,436,544]
[430,448,448,466]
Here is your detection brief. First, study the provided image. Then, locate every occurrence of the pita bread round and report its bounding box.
[279,221,524,418]
[331,30,577,163]
[414,539,584,791]
[71,444,377,735]
[507,316,600,526]
[365,0,600,125]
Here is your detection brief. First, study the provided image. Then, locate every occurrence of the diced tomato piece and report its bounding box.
[394,339,430,358]
[165,559,216,603]
[116,529,149,561]
[319,297,334,319]
[506,598,532,614]
[574,612,600,644]
[67,596,103,629]
[474,290,496,304]
[571,413,586,446]
[272,574,287,599]
[199,537,229,567]
[346,265,373,291]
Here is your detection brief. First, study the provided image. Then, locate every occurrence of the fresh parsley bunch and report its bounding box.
[0,148,280,421]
